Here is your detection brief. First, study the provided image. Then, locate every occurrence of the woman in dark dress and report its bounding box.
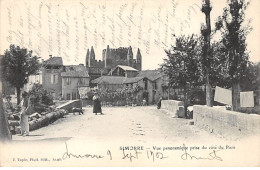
[93,93,103,115]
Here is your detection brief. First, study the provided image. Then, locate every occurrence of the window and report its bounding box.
[78,78,84,85]
[66,78,71,85]
[153,82,158,89]
[51,74,58,84]
[144,79,148,90]
[67,93,71,100]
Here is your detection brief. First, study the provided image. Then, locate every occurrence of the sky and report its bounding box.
[0,0,259,70]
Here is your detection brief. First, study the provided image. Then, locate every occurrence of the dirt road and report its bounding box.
[12,106,223,144]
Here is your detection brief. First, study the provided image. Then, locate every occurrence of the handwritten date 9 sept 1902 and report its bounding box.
[62,142,223,162]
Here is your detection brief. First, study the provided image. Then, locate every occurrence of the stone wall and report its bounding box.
[56,100,82,112]
[193,105,260,139]
[161,100,185,118]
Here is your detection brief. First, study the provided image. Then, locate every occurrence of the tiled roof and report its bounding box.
[92,76,145,85]
[61,71,89,78]
[42,57,63,66]
[61,65,89,77]
[91,76,127,85]
[117,65,138,71]
[123,77,144,84]
[65,65,86,72]
[137,70,163,81]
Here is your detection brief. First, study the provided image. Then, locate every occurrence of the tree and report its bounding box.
[2,45,40,105]
[215,0,251,111]
[161,34,201,117]
[201,0,213,107]
[242,62,260,91]
[0,55,12,142]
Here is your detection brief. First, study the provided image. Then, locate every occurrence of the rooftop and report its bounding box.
[42,57,63,66]
[117,65,138,71]
[92,76,127,85]
[61,64,89,78]
[65,64,86,72]
[61,71,89,78]
[123,77,144,84]
[137,70,163,81]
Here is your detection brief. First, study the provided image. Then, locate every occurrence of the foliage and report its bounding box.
[161,34,202,117]
[162,34,201,88]
[2,45,40,104]
[214,0,251,83]
[214,0,252,110]
[28,84,54,106]
[207,40,231,88]
[90,84,144,106]
[241,62,260,91]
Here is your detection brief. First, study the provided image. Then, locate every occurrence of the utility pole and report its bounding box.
[201,0,213,107]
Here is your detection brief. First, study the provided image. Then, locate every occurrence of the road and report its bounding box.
[12,106,223,144]
[6,106,260,166]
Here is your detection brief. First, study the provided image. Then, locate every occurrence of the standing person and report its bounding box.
[142,98,147,106]
[93,92,103,115]
[157,96,163,109]
[20,92,31,136]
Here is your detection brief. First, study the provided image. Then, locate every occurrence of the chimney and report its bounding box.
[49,55,52,58]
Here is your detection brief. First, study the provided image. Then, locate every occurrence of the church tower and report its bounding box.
[86,49,90,67]
[136,48,142,70]
[90,46,95,60]
[104,45,110,68]
[127,46,133,67]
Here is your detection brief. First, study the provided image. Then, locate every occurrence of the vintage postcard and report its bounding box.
[0,0,260,167]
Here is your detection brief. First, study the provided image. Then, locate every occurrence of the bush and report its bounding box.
[28,84,54,106]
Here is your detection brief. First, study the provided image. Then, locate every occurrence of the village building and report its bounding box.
[61,65,90,100]
[91,76,126,91]
[86,45,142,83]
[41,56,64,99]
[23,56,90,100]
[91,64,168,104]
[108,65,139,77]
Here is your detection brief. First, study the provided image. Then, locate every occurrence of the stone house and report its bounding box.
[91,76,126,91]
[91,66,168,104]
[24,56,90,101]
[123,77,149,103]
[136,70,167,104]
[41,56,64,99]
[61,65,90,100]
[23,71,43,92]
[108,65,139,77]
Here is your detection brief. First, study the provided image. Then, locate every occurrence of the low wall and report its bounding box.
[193,105,260,139]
[161,100,185,118]
[56,100,82,112]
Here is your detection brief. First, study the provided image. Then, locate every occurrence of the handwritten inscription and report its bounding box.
[3,0,202,65]
[59,143,224,163]
[181,144,222,161]
[6,7,12,43]
[74,17,79,62]
[46,3,53,54]
[62,142,105,160]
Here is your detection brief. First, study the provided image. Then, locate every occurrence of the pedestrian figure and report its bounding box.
[157,97,163,109]
[93,92,103,115]
[20,92,32,136]
[142,98,147,106]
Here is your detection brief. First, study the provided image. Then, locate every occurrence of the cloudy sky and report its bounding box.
[1,0,259,70]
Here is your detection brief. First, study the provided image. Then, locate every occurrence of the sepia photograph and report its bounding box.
[0,0,260,167]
